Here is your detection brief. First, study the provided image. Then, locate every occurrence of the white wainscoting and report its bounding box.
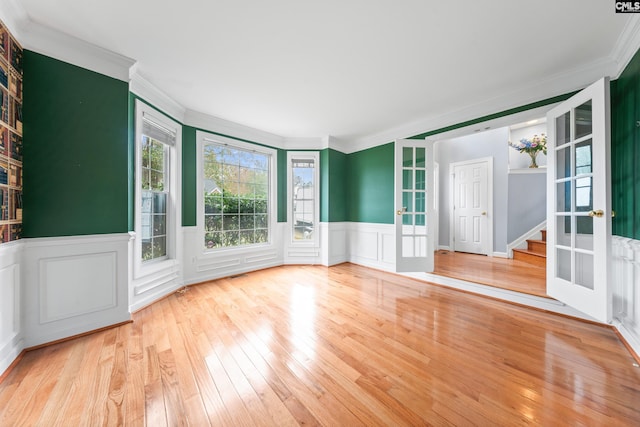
[182,225,285,286]
[0,241,23,376]
[325,222,349,266]
[348,222,396,271]
[283,222,349,266]
[129,233,184,313]
[612,236,640,358]
[21,234,130,348]
[284,221,322,265]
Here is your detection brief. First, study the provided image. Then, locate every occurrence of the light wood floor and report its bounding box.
[1,263,639,426]
[434,251,548,297]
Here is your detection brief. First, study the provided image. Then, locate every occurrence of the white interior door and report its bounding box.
[395,139,434,272]
[453,160,489,255]
[546,77,611,323]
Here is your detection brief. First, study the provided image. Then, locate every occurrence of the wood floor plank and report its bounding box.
[38,335,100,426]
[123,307,146,426]
[143,345,168,427]
[433,250,547,297]
[1,263,639,426]
[0,344,72,426]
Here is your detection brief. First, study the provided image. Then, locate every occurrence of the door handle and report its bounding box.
[396,207,407,216]
[481,211,487,216]
[588,209,604,218]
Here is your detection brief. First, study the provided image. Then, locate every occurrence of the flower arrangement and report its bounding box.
[508,133,547,168]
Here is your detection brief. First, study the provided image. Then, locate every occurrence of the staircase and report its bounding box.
[512,230,546,268]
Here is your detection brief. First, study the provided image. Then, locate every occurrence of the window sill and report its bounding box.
[135,257,180,280]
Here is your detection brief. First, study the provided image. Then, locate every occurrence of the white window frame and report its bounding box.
[134,99,182,279]
[287,151,320,247]
[196,130,277,254]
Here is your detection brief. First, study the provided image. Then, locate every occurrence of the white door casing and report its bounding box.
[395,139,435,272]
[450,158,492,255]
[546,77,611,323]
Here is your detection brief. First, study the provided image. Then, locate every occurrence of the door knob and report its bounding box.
[396,207,407,216]
[481,211,487,216]
[588,209,604,218]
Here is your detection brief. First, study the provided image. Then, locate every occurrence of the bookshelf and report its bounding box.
[0,20,22,244]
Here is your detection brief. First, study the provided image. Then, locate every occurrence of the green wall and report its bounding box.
[182,125,197,226]
[23,51,129,237]
[320,148,348,222]
[611,48,640,240]
[347,143,395,224]
[25,49,640,238]
[277,148,287,223]
[320,149,329,221]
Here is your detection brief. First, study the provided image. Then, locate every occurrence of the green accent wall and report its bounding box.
[277,148,287,222]
[25,50,639,237]
[182,125,197,226]
[347,143,395,224]
[320,148,348,222]
[320,149,329,222]
[611,48,640,239]
[23,51,129,237]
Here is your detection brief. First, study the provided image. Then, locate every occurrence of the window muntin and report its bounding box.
[291,159,315,241]
[202,142,271,250]
[287,151,319,246]
[137,110,176,264]
[141,135,168,261]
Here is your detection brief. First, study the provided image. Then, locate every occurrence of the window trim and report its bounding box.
[196,130,277,254]
[134,99,182,278]
[287,151,320,247]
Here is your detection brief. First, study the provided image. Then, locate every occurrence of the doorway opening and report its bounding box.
[428,108,552,298]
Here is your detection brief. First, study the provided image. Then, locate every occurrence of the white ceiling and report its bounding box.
[13,1,638,145]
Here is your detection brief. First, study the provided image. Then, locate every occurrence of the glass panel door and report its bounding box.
[546,78,611,323]
[395,139,434,272]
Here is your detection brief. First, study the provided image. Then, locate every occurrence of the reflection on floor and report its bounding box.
[433,250,548,298]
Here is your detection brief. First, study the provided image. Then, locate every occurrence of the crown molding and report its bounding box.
[323,136,350,153]
[281,137,324,150]
[20,21,135,82]
[346,55,617,154]
[130,69,186,123]
[5,3,636,155]
[184,108,285,149]
[0,3,134,82]
[612,15,640,78]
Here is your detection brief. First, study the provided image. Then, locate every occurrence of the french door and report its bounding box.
[546,77,612,323]
[395,139,435,272]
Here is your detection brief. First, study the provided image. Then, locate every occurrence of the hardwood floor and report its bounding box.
[434,250,548,297]
[1,263,639,426]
